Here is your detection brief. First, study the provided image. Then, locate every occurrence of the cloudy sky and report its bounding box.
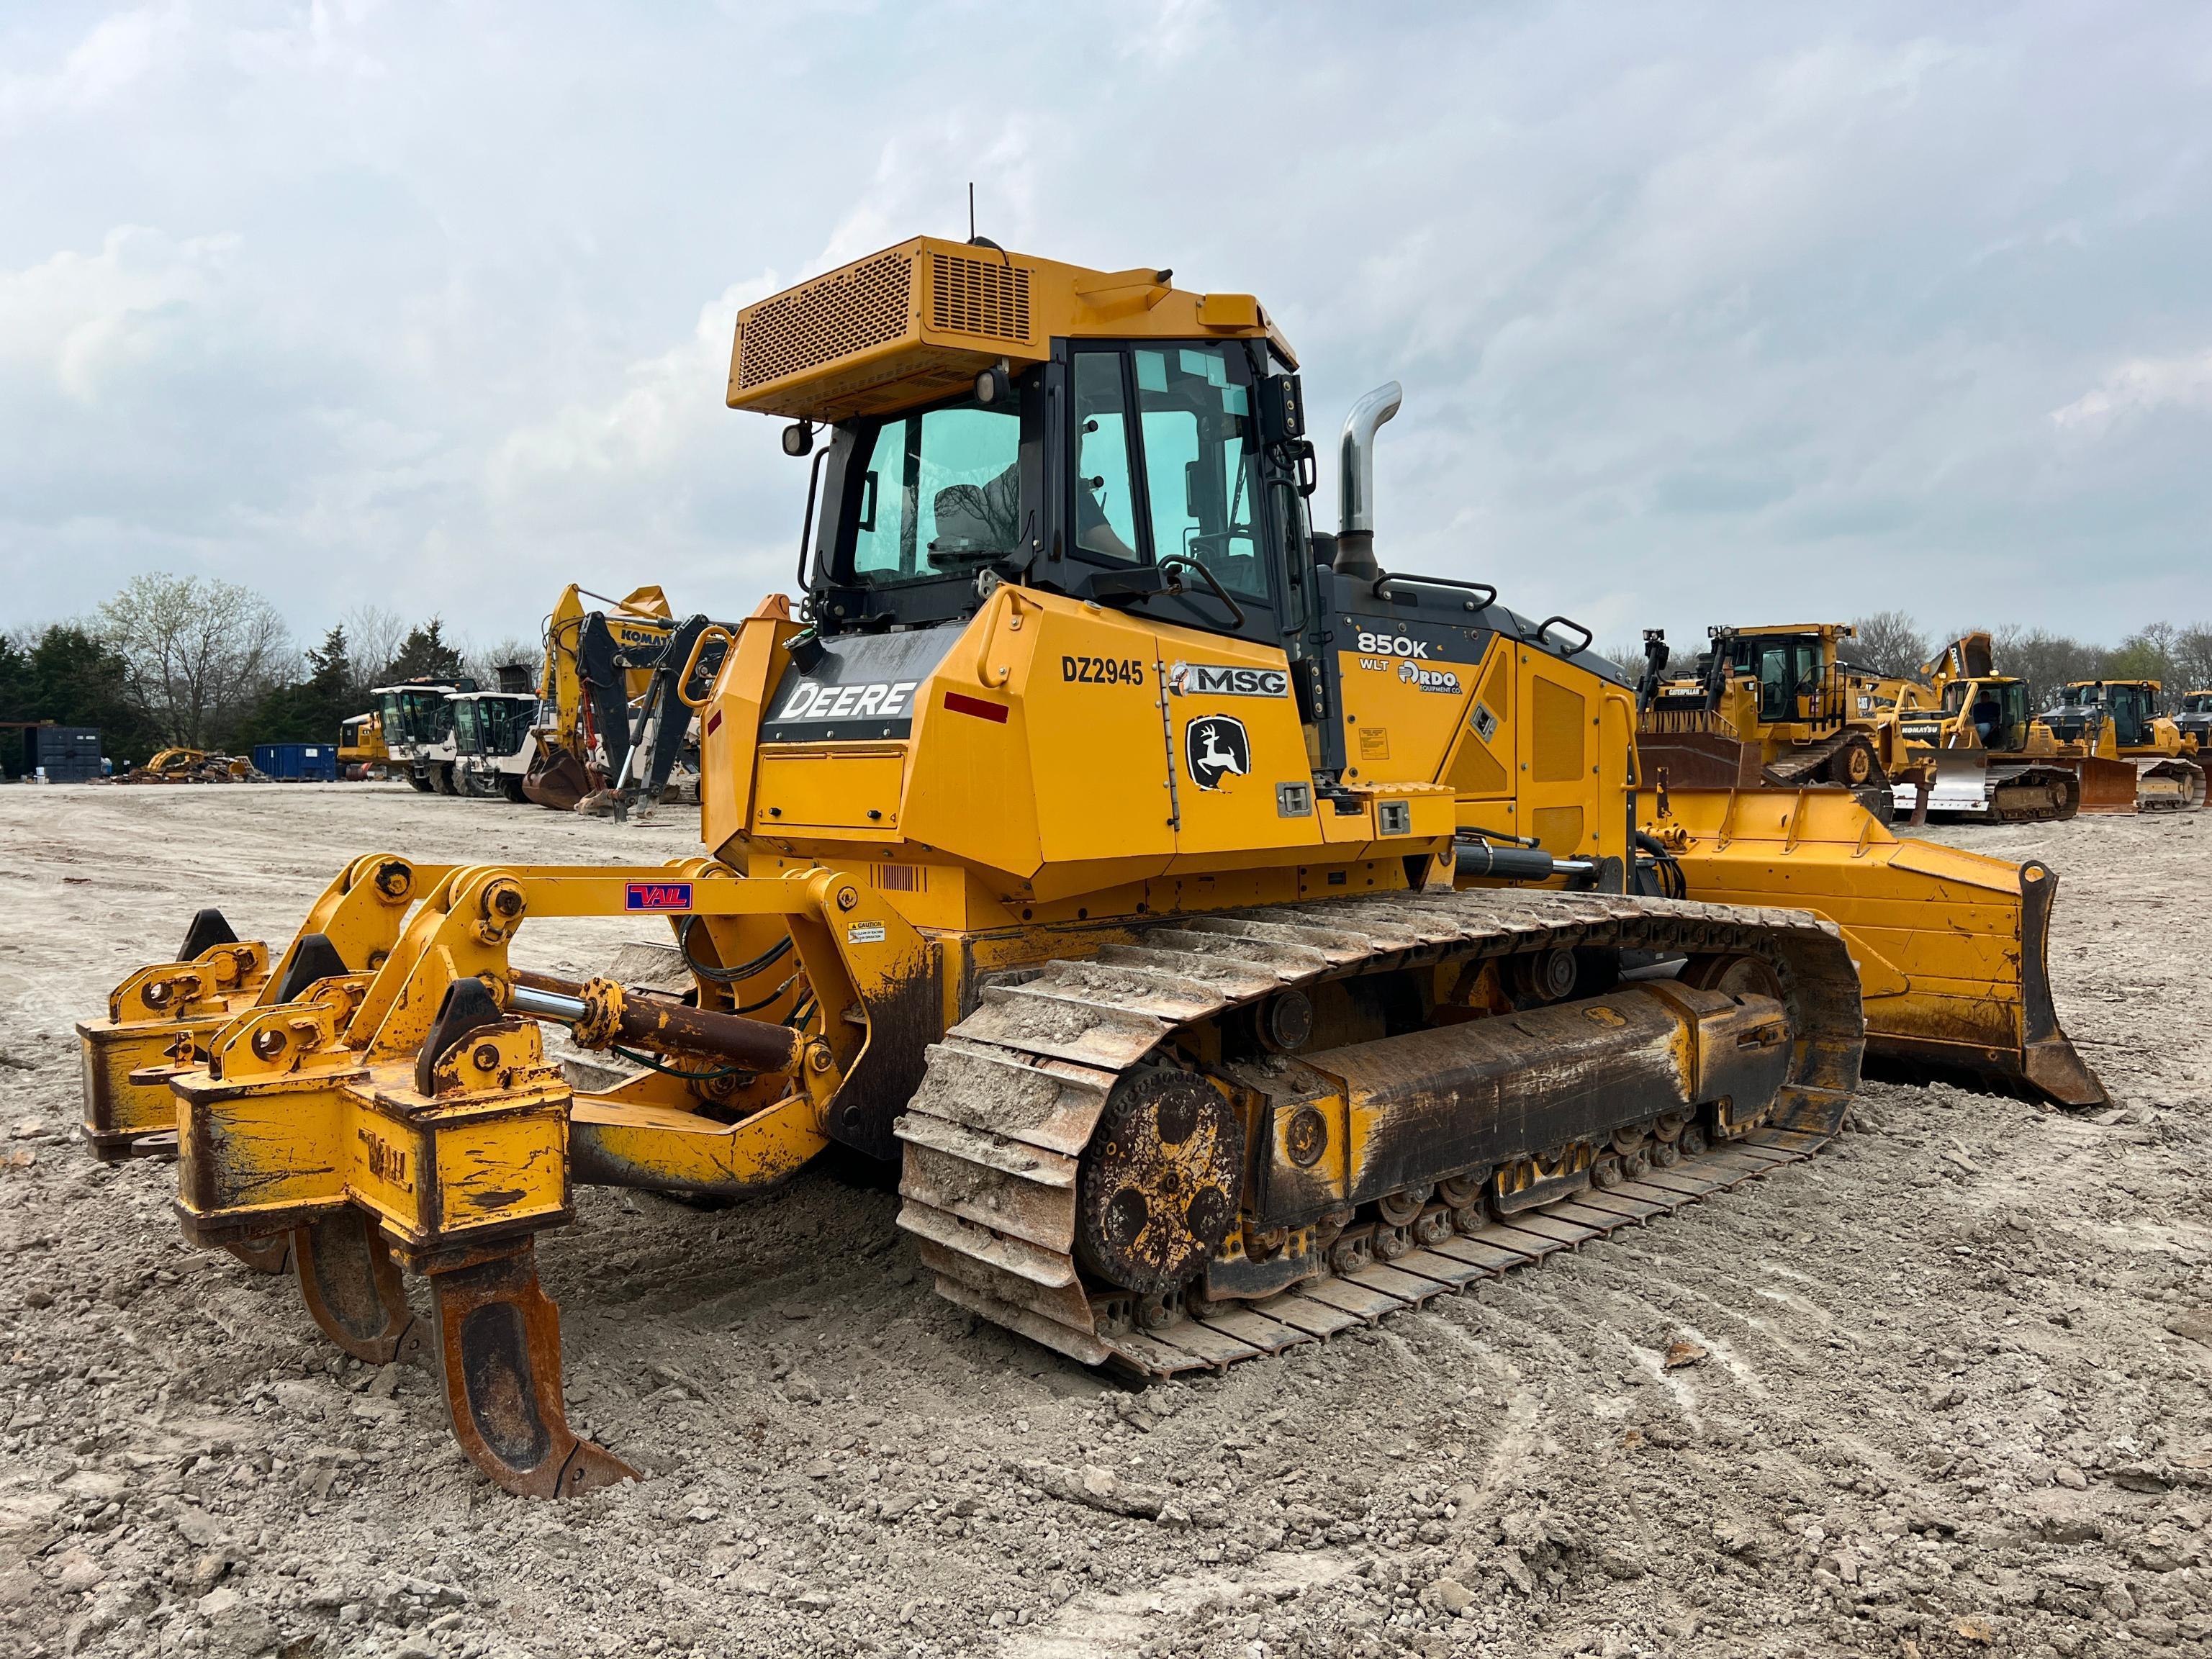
[4,1,2210,662]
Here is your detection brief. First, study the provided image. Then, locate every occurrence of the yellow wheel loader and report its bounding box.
[1888,633,2084,823]
[1634,623,1903,821]
[2034,679,2206,813]
[79,238,2105,1498]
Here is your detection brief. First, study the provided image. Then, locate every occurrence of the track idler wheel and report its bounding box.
[1075,1070,1243,1296]
[428,1242,634,1498]
[294,1211,422,1365]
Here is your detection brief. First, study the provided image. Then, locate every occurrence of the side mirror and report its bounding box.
[1258,373,1304,443]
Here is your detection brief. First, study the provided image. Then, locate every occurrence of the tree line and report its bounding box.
[1610,610,2212,715]
[1,573,532,774]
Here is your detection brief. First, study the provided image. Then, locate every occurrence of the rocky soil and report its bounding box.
[1,785,2208,1659]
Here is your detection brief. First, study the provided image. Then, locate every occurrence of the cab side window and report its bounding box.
[1072,351,1142,564]
[1132,345,1268,599]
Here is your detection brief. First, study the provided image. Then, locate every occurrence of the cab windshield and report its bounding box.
[843,397,1021,585]
[2187,694,2212,715]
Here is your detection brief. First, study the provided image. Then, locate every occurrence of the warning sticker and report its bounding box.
[847,921,887,944]
[1358,728,1391,761]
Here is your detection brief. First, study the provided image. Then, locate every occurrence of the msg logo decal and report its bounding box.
[1168,661,1288,698]
[626,881,693,912]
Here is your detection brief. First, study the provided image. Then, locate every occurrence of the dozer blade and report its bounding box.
[1644,787,2107,1108]
[2071,756,2143,814]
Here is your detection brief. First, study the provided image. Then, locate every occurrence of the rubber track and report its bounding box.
[892,887,1862,1377]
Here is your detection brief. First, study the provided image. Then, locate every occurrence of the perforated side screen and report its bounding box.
[738,251,914,390]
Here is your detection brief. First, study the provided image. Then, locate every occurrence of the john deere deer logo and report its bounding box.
[1184,715,1251,792]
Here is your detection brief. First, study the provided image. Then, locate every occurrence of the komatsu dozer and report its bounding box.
[1889,633,2083,823]
[2034,679,2206,813]
[79,237,2105,1498]
[2177,690,2212,759]
[1634,623,1902,820]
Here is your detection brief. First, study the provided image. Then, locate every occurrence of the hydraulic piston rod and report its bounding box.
[507,973,801,1073]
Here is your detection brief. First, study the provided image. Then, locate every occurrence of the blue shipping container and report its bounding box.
[253,742,338,782]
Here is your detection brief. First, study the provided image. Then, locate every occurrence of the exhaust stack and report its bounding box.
[1335,381,1402,581]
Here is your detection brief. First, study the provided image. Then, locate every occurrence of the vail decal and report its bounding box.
[1184,715,1252,791]
[625,881,693,913]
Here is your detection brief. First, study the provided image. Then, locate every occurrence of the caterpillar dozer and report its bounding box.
[525,585,729,816]
[337,711,389,780]
[1888,633,2084,823]
[1634,623,1904,821]
[2034,679,2206,813]
[78,238,2105,1498]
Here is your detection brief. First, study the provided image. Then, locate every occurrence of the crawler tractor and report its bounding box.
[2176,690,2212,759]
[81,239,2105,1498]
[2034,680,2206,813]
[1635,623,1902,820]
[1889,633,2083,823]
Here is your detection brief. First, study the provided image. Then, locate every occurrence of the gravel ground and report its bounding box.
[1,785,2208,1659]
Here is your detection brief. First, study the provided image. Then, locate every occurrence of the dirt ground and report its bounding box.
[2,784,2209,1659]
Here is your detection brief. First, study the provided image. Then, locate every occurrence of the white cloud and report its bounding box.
[2050,350,2212,432]
[0,226,241,404]
[0,4,186,124]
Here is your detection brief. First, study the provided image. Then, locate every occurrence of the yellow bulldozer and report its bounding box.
[1887,633,2085,822]
[2033,679,2206,813]
[337,710,389,779]
[79,237,2105,1498]
[1634,623,1910,818]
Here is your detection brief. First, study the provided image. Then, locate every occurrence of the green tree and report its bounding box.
[0,625,163,774]
[96,572,292,747]
[386,618,466,684]
[238,625,357,748]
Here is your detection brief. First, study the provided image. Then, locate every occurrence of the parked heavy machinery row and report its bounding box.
[81,237,2106,1500]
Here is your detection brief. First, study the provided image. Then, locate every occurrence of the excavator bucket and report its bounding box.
[1646,786,2107,1108]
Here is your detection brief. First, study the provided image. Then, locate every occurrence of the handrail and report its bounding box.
[677,626,739,710]
[1373,570,1498,610]
[1534,615,1594,656]
[972,585,1039,689]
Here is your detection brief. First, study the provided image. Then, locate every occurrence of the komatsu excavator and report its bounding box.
[525,584,728,815]
[1888,633,2084,823]
[2034,680,2206,813]
[79,238,2105,1498]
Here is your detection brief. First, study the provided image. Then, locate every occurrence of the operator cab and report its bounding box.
[1941,678,2028,750]
[805,335,1297,652]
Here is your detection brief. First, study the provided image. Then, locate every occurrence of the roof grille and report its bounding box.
[929,251,1031,343]
[737,251,913,390]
